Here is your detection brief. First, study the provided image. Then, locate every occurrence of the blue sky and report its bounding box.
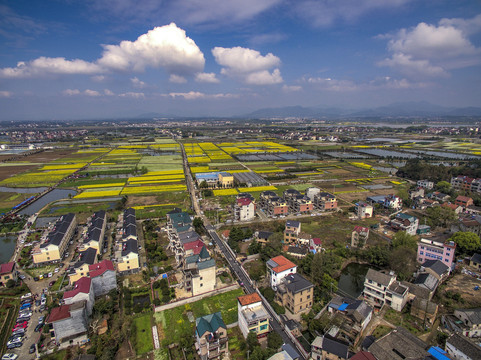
[0,0,480,120]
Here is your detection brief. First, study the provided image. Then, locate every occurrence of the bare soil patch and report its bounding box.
[126,195,158,207]
[441,272,481,308]
[0,165,38,181]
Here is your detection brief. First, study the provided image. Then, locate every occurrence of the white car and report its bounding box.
[20,293,32,300]
[48,272,53,278]
[54,268,59,273]
[2,354,19,360]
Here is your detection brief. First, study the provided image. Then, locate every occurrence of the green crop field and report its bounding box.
[132,314,154,355]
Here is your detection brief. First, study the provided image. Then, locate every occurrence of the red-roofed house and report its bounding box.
[442,202,462,214]
[88,260,117,297]
[351,226,370,248]
[234,197,256,221]
[0,262,17,286]
[221,230,230,240]
[266,255,297,289]
[183,239,205,257]
[455,195,474,209]
[63,277,94,315]
[47,301,88,347]
[309,238,323,253]
[237,293,270,339]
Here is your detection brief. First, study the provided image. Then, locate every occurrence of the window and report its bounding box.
[307,295,311,299]
[420,251,424,255]
[260,324,268,331]
[200,284,203,287]
[200,277,203,280]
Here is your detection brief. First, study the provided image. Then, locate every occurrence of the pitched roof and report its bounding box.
[197,258,215,270]
[447,334,481,359]
[286,246,308,255]
[199,246,210,260]
[422,259,450,276]
[75,247,97,268]
[0,262,15,274]
[471,253,481,264]
[267,255,297,274]
[312,238,322,245]
[365,268,393,287]
[283,273,313,294]
[237,197,252,206]
[456,195,473,202]
[353,226,369,233]
[238,293,262,306]
[47,304,71,323]
[63,276,91,299]
[183,239,205,255]
[121,238,138,256]
[350,352,377,360]
[368,327,429,360]
[286,220,300,228]
[320,335,349,358]
[258,231,273,239]
[413,273,439,292]
[88,260,115,278]
[454,308,481,325]
[196,312,226,337]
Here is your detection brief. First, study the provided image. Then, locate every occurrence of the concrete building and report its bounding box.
[390,213,419,235]
[89,260,117,297]
[351,226,369,248]
[311,335,349,360]
[80,210,107,252]
[0,262,17,286]
[33,213,76,264]
[470,253,481,270]
[363,269,408,311]
[420,259,451,282]
[446,333,481,360]
[276,273,314,315]
[367,327,429,360]
[455,196,474,209]
[47,301,88,347]
[122,208,137,241]
[452,308,481,338]
[284,220,301,244]
[259,191,289,217]
[68,247,97,285]
[417,180,434,189]
[356,202,373,219]
[63,276,95,316]
[410,297,438,325]
[234,197,256,221]
[218,172,234,188]
[117,238,140,273]
[417,238,456,269]
[266,255,297,290]
[313,192,338,211]
[195,312,228,360]
[183,246,216,296]
[237,293,271,339]
[305,187,321,201]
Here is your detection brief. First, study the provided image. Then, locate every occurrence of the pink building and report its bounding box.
[417,239,456,269]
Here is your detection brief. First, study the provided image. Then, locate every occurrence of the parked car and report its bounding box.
[34,324,43,332]
[12,328,25,335]
[49,280,55,287]
[29,344,36,354]
[6,342,22,349]
[48,272,53,278]
[41,298,46,306]
[33,277,39,281]
[8,334,23,341]
[54,267,59,273]
[18,274,26,280]
[16,317,30,323]
[19,310,32,317]
[20,303,31,310]
[35,299,41,306]
[7,338,22,346]
[39,305,46,312]
[1,353,19,360]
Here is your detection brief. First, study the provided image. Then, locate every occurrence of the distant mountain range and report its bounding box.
[243,101,481,118]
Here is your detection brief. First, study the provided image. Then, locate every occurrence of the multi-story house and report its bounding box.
[266,255,297,290]
[117,238,140,273]
[47,301,88,348]
[63,276,95,316]
[355,202,373,219]
[80,210,107,252]
[234,197,256,221]
[305,187,320,201]
[195,312,228,360]
[68,247,97,284]
[311,335,349,360]
[259,191,289,217]
[183,247,216,296]
[453,308,481,338]
[417,238,456,269]
[0,262,17,286]
[33,213,77,264]
[455,195,474,209]
[446,333,481,360]
[451,175,476,192]
[313,192,338,211]
[384,194,402,210]
[284,189,313,214]
[351,226,369,248]
[276,273,314,314]
[284,220,301,244]
[218,172,234,188]
[122,208,137,241]
[89,259,117,297]
[417,180,434,190]
[237,293,271,339]
[363,269,408,311]
[390,213,419,235]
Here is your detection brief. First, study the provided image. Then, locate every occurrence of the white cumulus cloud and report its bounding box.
[379,14,481,78]
[169,74,187,83]
[119,92,145,98]
[63,89,81,96]
[131,77,146,88]
[195,72,220,83]
[84,89,101,96]
[282,85,302,92]
[212,46,282,85]
[98,23,205,75]
[104,89,115,96]
[0,91,12,98]
[166,91,237,99]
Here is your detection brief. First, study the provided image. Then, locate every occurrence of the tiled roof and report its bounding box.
[237,197,252,206]
[456,195,473,202]
[365,268,393,287]
[75,247,97,268]
[422,259,450,276]
[447,334,481,359]
[268,255,297,274]
[0,262,15,274]
[121,239,138,256]
[471,253,481,264]
[286,220,300,228]
[183,239,205,255]
[312,238,322,245]
[47,304,71,323]
[88,260,115,278]
[63,276,91,299]
[195,312,226,337]
[284,273,313,294]
[238,293,262,306]
[353,226,369,233]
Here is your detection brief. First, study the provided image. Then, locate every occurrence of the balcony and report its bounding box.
[363,286,385,300]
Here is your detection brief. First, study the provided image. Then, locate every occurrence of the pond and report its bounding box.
[356,149,419,159]
[0,235,17,263]
[133,294,151,309]
[18,189,77,216]
[403,149,480,160]
[337,262,370,298]
[0,186,48,193]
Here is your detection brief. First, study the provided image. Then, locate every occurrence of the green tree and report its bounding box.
[425,206,457,229]
[193,217,204,235]
[248,239,261,255]
[246,331,260,352]
[6,279,15,288]
[389,246,417,281]
[267,331,283,351]
[391,231,417,250]
[450,231,481,255]
[436,181,451,193]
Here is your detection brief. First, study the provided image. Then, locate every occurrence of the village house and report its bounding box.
[183,246,216,296]
[80,210,107,252]
[89,259,117,297]
[313,192,338,211]
[417,180,434,189]
[409,187,425,200]
[237,293,271,339]
[367,327,430,360]
[195,312,228,360]
[410,297,438,325]
[68,247,98,284]
[470,253,481,269]
[33,213,77,264]
[363,269,408,311]
[284,220,301,244]
[311,335,349,360]
[255,230,273,245]
[351,226,369,248]
[442,202,463,214]
[117,238,140,273]
[355,202,373,219]
[63,276,95,316]
[455,195,474,209]
[234,196,256,221]
[285,246,309,259]
[446,333,481,360]
[0,262,17,286]
[284,189,313,214]
[276,273,314,315]
[457,216,481,235]
[47,301,89,348]
[417,238,456,269]
[309,238,322,253]
[429,191,451,203]
[390,213,419,235]
[266,255,297,290]
[259,191,289,217]
[420,259,451,282]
